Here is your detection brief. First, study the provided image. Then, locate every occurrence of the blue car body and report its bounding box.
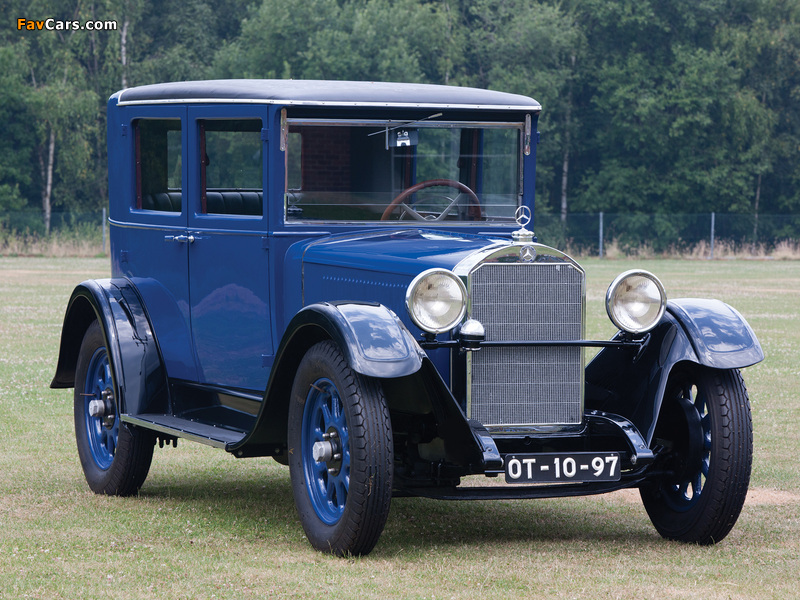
[52,80,763,554]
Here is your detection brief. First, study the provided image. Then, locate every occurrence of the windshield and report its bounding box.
[284,118,523,223]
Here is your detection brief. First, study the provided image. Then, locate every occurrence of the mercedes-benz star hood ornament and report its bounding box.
[512,205,535,244]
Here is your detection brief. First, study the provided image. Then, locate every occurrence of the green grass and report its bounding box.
[1,256,798,599]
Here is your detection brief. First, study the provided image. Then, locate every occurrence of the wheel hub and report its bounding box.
[312,430,343,475]
[88,387,116,429]
[672,395,704,483]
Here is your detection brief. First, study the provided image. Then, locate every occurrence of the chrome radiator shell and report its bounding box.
[456,245,586,432]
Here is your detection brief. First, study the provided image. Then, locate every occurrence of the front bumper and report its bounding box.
[394,410,657,500]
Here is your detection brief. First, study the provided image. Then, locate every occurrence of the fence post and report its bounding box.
[709,212,715,260]
[102,208,107,255]
[599,212,604,258]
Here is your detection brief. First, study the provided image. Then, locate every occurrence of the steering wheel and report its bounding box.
[380,179,482,221]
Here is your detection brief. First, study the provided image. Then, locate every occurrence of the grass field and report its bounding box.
[1,256,798,599]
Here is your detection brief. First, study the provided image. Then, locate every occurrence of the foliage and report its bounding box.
[213,0,445,82]
[0,45,32,216]
[1,0,799,234]
[569,0,781,225]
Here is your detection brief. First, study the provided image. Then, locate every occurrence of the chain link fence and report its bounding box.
[2,209,798,257]
[534,212,800,257]
[2,210,106,236]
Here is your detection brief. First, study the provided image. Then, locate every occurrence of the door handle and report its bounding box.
[165,234,195,243]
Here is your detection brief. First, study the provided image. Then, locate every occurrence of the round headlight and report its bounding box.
[406,269,467,334]
[606,270,667,334]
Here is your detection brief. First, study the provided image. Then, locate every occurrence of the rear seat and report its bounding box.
[140,191,263,215]
[142,191,182,212]
[205,191,262,215]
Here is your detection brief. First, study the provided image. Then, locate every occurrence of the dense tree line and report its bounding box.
[2,0,799,234]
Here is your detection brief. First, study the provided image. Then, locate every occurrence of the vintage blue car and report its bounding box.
[52,79,763,556]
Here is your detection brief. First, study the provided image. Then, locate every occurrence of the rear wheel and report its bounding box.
[74,321,154,496]
[641,366,752,544]
[288,341,393,556]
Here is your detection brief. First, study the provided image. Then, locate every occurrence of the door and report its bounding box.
[115,105,198,383]
[186,106,273,391]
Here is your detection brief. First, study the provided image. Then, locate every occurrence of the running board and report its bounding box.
[122,413,247,450]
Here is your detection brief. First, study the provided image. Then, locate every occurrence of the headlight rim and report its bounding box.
[605,269,667,335]
[405,268,468,334]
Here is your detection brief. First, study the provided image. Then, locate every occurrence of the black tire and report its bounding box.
[288,341,393,556]
[74,320,155,496]
[640,365,752,544]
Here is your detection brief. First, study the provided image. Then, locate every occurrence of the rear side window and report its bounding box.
[135,119,182,212]
[200,119,263,216]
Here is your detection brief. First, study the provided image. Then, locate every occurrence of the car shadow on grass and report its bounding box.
[135,458,300,539]
[135,459,658,554]
[376,493,660,554]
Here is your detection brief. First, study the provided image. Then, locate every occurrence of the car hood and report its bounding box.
[300,229,508,277]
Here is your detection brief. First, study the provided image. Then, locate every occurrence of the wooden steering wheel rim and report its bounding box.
[380,178,482,221]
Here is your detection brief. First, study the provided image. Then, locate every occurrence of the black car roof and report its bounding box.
[114,79,541,112]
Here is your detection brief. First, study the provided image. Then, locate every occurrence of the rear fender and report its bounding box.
[51,279,168,416]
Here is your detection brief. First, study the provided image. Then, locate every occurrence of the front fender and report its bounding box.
[230,301,425,456]
[51,279,168,416]
[667,298,763,369]
[587,298,762,446]
[289,302,425,379]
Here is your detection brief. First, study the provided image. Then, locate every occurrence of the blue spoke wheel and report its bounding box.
[300,377,351,524]
[641,366,752,544]
[288,341,393,556]
[82,345,119,470]
[74,321,154,496]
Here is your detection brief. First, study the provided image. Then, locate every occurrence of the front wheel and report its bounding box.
[288,341,393,556]
[74,321,154,496]
[640,366,752,544]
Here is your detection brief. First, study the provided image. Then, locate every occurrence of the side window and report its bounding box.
[481,128,521,212]
[200,119,263,216]
[286,130,302,190]
[135,119,182,212]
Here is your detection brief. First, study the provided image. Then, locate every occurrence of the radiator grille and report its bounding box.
[468,261,584,427]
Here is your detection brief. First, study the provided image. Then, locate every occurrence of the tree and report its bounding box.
[1,0,799,241]
[0,0,252,234]
[463,0,585,218]
[214,0,449,83]
[6,1,99,234]
[568,0,779,222]
[0,44,35,222]
[718,0,800,217]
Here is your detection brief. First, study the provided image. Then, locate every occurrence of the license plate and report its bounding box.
[504,452,620,484]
